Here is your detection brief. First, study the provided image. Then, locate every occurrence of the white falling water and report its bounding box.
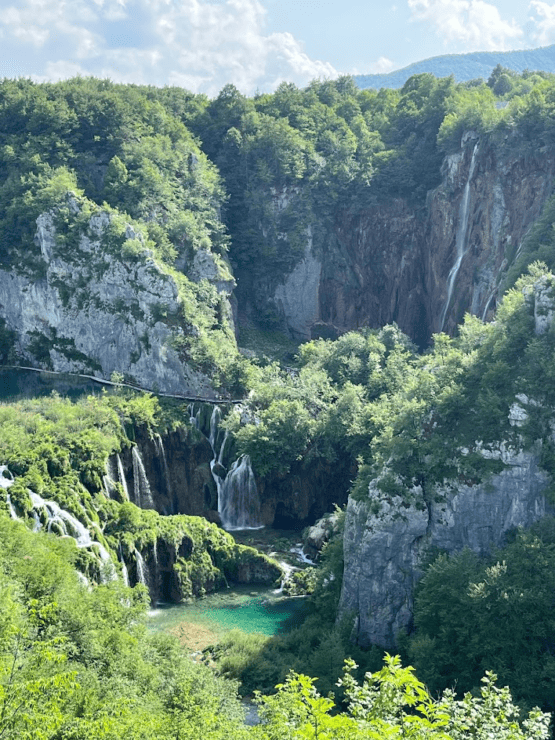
[154,434,171,497]
[218,430,229,465]
[191,404,263,531]
[135,549,149,588]
[218,455,262,531]
[188,403,201,430]
[1,467,17,520]
[92,542,118,583]
[103,457,117,499]
[77,572,90,589]
[30,492,93,547]
[121,561,130,588]
[132,446,154,509]
[29,491,117,581]
[440,142,479,331]
[116,454,130,501]
[0,465,14,490]
[5,495,18,520]
[209,406,221,450]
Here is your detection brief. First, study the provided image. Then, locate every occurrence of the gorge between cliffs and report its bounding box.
[3,70,555,733]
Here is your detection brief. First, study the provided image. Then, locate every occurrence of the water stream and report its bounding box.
[440,141,479,331]
[135,549,149,588]
[117,454,130,501]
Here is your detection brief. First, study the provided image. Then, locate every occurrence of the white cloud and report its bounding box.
[529,1,555,45]
[0,0,336,94]
[371,56,396,73]
[408,0,524,50]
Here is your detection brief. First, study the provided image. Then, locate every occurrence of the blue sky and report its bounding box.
[0,0,553,96]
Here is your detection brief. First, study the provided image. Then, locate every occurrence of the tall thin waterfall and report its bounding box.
[103,457,117,499]
[119,544,130,588]
[154,433,171,497]
[209,406,221,450]
[121,561,130,588]
[116,454,130,501]
[132,446,154,509]
[135,549,149,588]
[218,455,262,531]
[440,142,479,331]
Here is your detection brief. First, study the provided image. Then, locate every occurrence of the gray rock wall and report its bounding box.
[0,200,235,396]
[338,448,553,648]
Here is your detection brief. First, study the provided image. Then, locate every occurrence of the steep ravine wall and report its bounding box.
[266,135,555,345]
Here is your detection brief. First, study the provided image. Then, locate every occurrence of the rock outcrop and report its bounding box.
[338,447,553,649]
[0,196,236,396]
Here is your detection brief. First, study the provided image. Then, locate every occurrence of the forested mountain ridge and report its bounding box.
[355,44,555,90]
[4,69,555,374]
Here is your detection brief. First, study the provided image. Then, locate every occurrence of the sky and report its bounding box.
[0,0,554,97]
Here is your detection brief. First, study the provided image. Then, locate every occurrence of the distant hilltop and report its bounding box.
[354,44,555,89]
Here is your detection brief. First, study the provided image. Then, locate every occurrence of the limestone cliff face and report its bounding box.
[266,135,555,345]
[0,197,236,395]
[338,448,553,648]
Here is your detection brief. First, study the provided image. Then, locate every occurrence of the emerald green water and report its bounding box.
[148,586,306,639]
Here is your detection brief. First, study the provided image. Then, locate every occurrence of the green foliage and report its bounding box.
[0,515,250,739]
[253,656,549,740]
[0,77,239,385]
[408,520,555,714]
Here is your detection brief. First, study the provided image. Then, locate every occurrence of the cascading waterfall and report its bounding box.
[439,142,479,331]
[30,491,93,546]
[28,491,117,581]
[103,457,117,499]
[218,430,229,466]
[209,406,221,450]
[188,403,201,430]
[132,446,154,509]
[121,561,130,588]
[218,455,262,531]
[135,549,149,588]
[202,406,263,531]
[0,465,18,520]
[119,544,130,588]
[5,494,18,520]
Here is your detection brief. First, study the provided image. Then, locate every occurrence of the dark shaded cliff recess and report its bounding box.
[118,425,218,520]
[258,454,355,529]
[259,135,555,347]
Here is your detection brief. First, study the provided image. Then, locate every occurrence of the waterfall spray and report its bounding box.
[218,455,262,531]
